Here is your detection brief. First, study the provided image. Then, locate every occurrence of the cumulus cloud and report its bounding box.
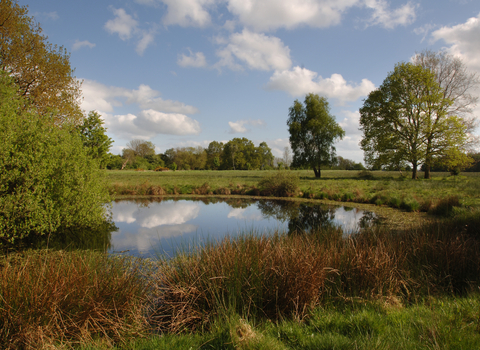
[105,8,138,40]
[161,0,215,27]
[80,79,201,139]
[144,0,417,31]
[266,66,375,103]
[226,0,355,31]
[135,110,201,136]
[104,8,156,54]
[178,50,208,68]
[81,80,199,115]
[72,40,96,51]
[364,0,416,29]
[431,13,480,71]
[227,208,263,221]
[215,30,292,71]
[228,119,266,134]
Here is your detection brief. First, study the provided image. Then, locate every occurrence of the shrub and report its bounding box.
[154,166,169,172]
[258,172,300,197]
[0,73,110,247]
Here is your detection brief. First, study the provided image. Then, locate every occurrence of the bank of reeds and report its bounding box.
[149,212,480,333]
[2,212,480,347]
[0,250,148,349]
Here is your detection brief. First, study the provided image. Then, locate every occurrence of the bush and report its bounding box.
[0,72,110,247]
[258,172,300,197]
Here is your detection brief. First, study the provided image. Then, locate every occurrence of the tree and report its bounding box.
[221,138,259,170]
[126,139,155,158]
[359,62,470,179]
[0,72,110,246]
[0,0,83,124]
[206,141,224,170]
[287,93,345,178]
[257,142,274,169]
[77,111,113,168]
[412,50,479,178]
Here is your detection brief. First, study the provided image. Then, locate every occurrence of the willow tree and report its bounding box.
[360,62,470,179]
[0,0,82,124]
[287,94,345,178]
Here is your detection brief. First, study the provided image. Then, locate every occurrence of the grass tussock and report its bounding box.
[0,250,148,349]
[258,172,300,197]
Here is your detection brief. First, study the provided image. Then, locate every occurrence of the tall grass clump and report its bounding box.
[148,211,480,333]
[258,172,300,197]
[149,233,330,333]
[0,250,148,349]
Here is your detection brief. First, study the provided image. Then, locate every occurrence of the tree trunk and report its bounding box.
[424,163,431,179]
[313,167,321,178]
[412,161,418,179]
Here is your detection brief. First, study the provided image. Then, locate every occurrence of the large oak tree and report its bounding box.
[359,62,470,179]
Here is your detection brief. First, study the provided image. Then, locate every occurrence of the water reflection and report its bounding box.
[109,197,378,257]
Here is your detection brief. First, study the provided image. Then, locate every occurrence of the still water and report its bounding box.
[108,197,378,258]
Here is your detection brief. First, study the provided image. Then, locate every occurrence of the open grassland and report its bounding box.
[107,169,480,217]
[2,212,480,349]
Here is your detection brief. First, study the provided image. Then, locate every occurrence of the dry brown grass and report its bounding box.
[0,250,148,349]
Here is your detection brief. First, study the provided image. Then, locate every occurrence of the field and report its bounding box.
[108,169,480,222]
[2,169,480,349]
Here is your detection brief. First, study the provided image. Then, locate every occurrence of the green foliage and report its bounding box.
[287,93,345,178]
[360,62,470,179]
[0,0,83,124]
[0,72,110,246]
[77,111,113,168]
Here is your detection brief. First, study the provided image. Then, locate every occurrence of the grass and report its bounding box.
[0,250,148,349]
[106,169,480,215]
[3,210,479,348]
[3,169,480,348]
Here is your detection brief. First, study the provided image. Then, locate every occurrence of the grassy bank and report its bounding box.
[2,212,480,349]
[107,170,480,215]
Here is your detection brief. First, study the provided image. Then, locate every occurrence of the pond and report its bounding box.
[107,197,378,258]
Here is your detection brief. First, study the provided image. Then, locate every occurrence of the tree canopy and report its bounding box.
[77,111,113,168]
[0,72,110,247]
[359,62,471,179]
[287,93,345,178]
[0,0,83,124]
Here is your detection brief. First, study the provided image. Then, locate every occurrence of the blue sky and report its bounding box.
[21,0,480,163]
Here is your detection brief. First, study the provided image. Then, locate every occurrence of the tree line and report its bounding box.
[107,138,276,171]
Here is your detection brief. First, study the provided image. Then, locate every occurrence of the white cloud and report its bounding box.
[136,30,156,55]
[137,0,417,30]
[228,119,266,134]
[104,8,156,54]
[178,50,208,68]
[104,8,138,40]
[72,40,96,51]
[161,0,215,27]
[80,79,201,139]
[431,13,480,71]
[81,80,199,115]
[135,109,201,136]
[266,66,375,103]
[364,0,416,29]
[226,0,357,31]
[338,110,361,135]
[215,30,292,71]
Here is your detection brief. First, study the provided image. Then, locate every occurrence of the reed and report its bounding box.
[0,250,148,349]
[148,211,480,333]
